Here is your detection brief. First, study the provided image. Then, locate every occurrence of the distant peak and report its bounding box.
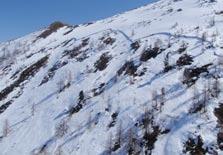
[38,21,68,39]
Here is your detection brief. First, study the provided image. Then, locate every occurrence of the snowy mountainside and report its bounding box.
[1,0,223,154]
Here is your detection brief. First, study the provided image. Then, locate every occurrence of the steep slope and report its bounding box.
[1,0,223,154]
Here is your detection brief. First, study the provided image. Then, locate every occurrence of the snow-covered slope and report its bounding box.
[1,0,223,154]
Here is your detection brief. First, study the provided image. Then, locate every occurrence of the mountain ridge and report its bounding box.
[1,0,223,154]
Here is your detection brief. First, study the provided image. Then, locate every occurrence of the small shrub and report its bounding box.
[103,37,116,45]
[163,53,175,73]
[92,83,105,96]
[112,122,123,152]
[3,119,10,137]
[131,41,140,51]
[108,112,118,128]
[215,11,223,15]
[178,42,188,54]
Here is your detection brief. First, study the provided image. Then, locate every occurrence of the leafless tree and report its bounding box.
[57,78,65,92]
[129,76,134,85]
[105,95,112,112]
[208,16,215,28]
[31,103,35,116]
[55,146,63,155]
[201,32,207,43]
[131,30,135,37]
[57,70,72,93]
[192,85,199,107]
[218,57,223,69]
[212,76,220,98]
[152,90,158,111]
[3,119,10,137]
[113,121,123,151]
[164,53,170,71]
[87,113,93,130]
[154,38,163,48]
[127,129,139,155]
[55,120,69,138]
[202,83,209,113]
[127,129,134,155]
[66,70,72,86]
[160,87,166,112]
[167,36,171,48]
[143,108,153,134]
[189,85,202,114]
[106,134,113,155]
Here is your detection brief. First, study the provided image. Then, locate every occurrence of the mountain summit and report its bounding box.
[1,0,223,154]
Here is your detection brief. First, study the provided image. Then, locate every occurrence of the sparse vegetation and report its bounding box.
[108,112,118,128]
[40,61,68,86]
[183,136,207,155]
[214,104,223,150]
[3,119,10,137]
[177,42,188,54]
[131,41,140,51]
[0,56,48,114]
[102,37,116,45]
[92,83,106,96]
[55,120,69,138]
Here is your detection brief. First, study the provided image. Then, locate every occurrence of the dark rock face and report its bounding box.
[140,47,163,62]
[176,54,193,67]
[215,104,223,150]
[183,63,212,87]
[0,56,49,114]
[117,61,139,77]
[94,53,112,71]
[0,56,49,102]
[63,38,89,59]
[38,21,67,38]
